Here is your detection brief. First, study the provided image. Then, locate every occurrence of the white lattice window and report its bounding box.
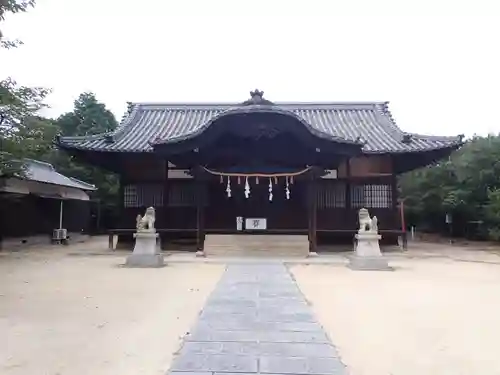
[123,184,164,208]
[316,182,346,208]
[351,184,392,208]
[123,185,138,207]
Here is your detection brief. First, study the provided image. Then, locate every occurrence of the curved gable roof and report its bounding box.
[57,100,462,154]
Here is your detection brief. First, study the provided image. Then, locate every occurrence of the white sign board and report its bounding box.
[321,169,338,179]
[236,216,243,231]
[245,218,267,230]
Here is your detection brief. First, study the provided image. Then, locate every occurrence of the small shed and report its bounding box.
[0,159,96,249]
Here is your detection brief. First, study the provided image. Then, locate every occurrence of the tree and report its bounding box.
[399,135,500,239]
[53,92,120,228]
[57,92,117,136]
[0,0,35,48]
[1,1,53,176]
[0,78,51,176]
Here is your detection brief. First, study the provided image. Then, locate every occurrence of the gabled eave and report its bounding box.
[53,93,463,156]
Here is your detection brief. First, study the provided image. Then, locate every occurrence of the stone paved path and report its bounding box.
[168,263,347,375]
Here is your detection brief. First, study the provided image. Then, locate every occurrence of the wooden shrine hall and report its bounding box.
[56,90,462,254]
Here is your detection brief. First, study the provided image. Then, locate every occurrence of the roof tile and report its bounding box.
[22,159,97,190]
[58,101,461,153]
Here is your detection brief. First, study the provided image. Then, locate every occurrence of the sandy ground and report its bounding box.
[0,246,224,375]
[291,257,500,375]
[4,237,500,375]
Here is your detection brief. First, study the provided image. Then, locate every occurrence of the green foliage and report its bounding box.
[53,93,120,210]
[0,78,50,130]
[0,78,51,176]
[57,92,117,136]
[0,1,36,47]
[1,1,51,175]
[2,116,58,158]
[400,135,500,240]
[484,188,500,240]
[1,2,119,228]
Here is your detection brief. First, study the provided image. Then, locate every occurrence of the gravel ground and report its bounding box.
[291,257,500,375]
[0,247,224,375]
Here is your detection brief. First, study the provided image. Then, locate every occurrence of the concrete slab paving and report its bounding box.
[167,263,347,375]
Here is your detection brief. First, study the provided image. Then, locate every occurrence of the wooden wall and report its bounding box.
[116,155,400,241]
[338,155,393,177]
[120,155,394,182]
[121,156,166,181]
[0,194,91,238]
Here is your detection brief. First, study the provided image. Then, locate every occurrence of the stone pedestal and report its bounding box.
[348,232,392,271]
[125,231,164,268]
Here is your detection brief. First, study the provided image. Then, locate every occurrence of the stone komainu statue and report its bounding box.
[136,207,156,232]
[358,208,378,233]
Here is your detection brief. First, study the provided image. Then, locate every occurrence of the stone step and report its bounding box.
[205,244,309,249]
[204,235,309,257]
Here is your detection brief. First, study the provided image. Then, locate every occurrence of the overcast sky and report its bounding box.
[2,0,499,137]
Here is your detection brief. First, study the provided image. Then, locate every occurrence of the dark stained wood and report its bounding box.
[0,194,91,240]
[108,112,405,251]
[195,169,206,251]
[391,161,400,231]
[308,172,318,253]
[163,162,170,229]
[115,175,127,249]
[113,173,399,248]
[121,156,166,182]
[345,158,351,209]
[168,133,348,170]
[205,179,308,230]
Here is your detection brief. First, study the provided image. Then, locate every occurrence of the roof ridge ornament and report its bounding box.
[355,136,367,146]
[241,89,274,106]
[401,133,413,144]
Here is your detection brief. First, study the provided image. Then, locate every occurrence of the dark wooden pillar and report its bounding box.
[163,161,169,219]
[391,173,398,210]
[161,161,170,249]
[345,159,355,249]
[195,167,206,252]
[345,158,351,209]
[391,160,407,249]
[308,169,318,253]
[118,175,125,227]
[114,174,134,250]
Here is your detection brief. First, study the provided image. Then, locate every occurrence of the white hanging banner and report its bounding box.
[268,178,273,201]
[236,216,243,231]
[226,176,232,197]
[285,176,290,199]
[244,177,250,198]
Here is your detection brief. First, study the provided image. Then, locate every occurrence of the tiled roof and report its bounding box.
[21,159,97,191]
[57,101,462,154]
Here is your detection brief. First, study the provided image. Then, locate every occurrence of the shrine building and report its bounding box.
[56,90,462,253]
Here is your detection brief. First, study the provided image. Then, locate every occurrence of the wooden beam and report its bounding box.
[345,158,351,209]
[114,175,126,250]
[308,170,318,253]
[195,167,206,251]
[118,175,125,227]
[163,161,170,232]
